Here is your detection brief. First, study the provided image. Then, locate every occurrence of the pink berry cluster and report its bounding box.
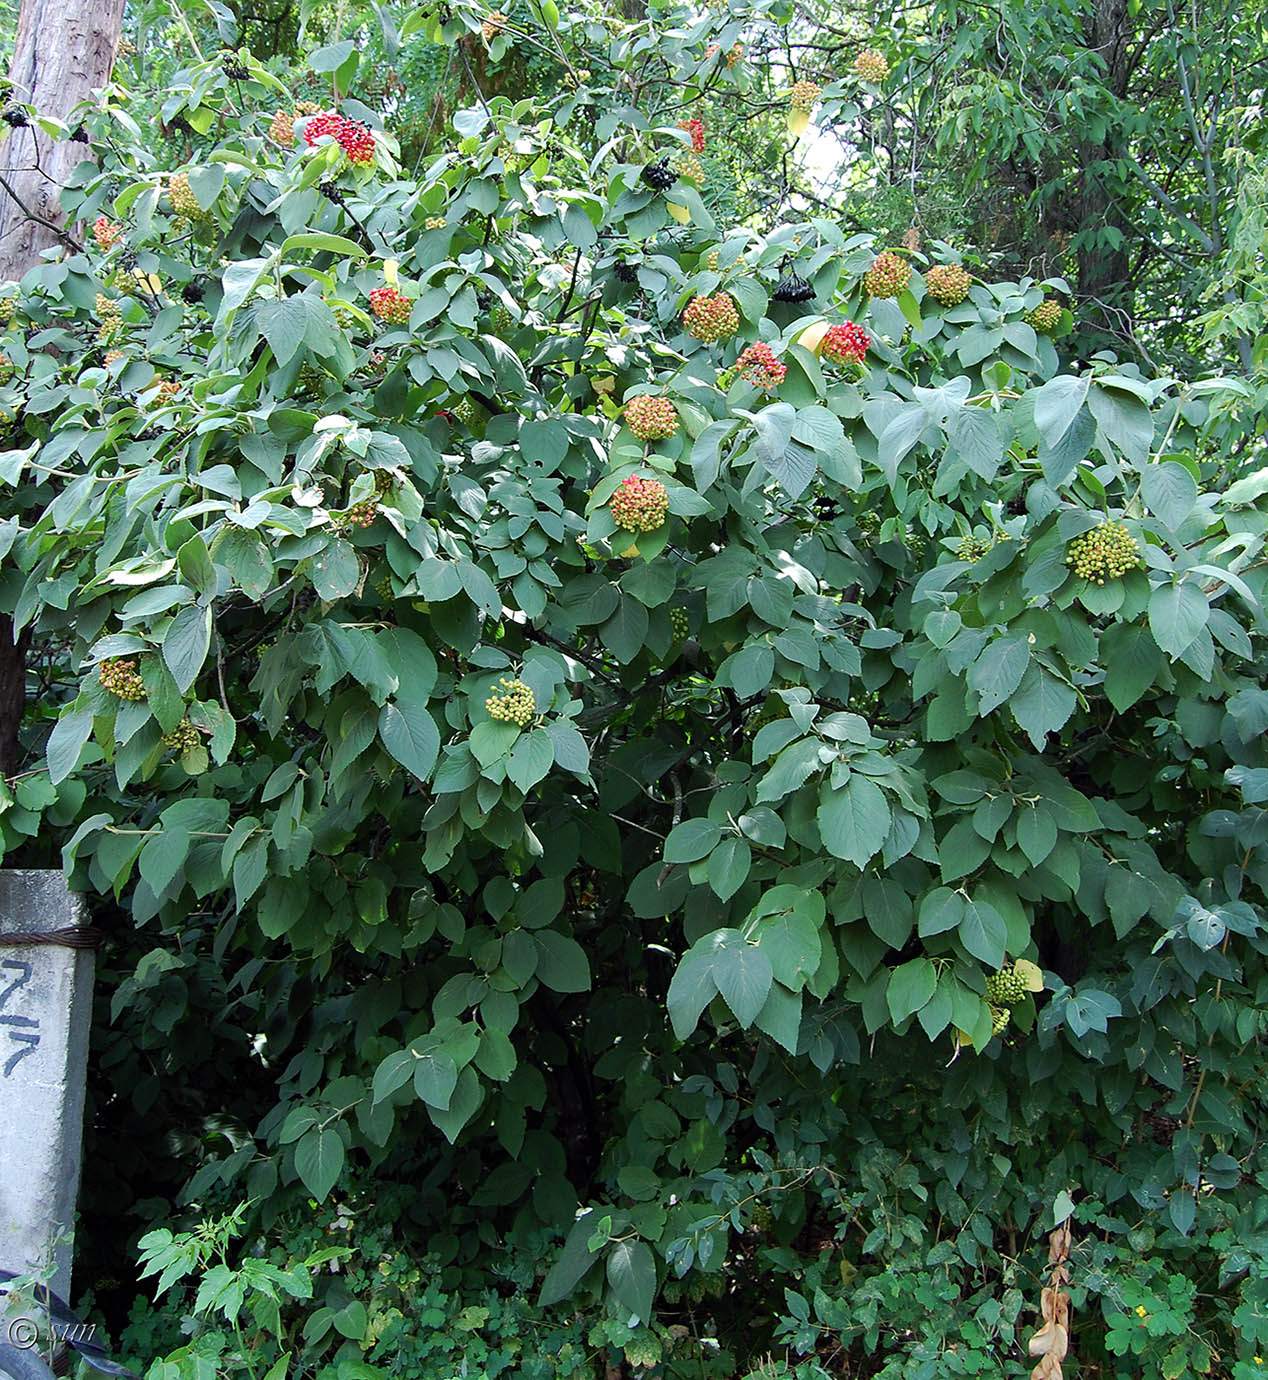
[93,216,122,251]
[737,342,786,391]
[609,474,670,532]
[304,111,377,164]
[625,394,680,441]
[683,293,739,342]
[369,286,411,324]
[863,251,912,298]
[924,263,972,307]
[678,118,706,153]
[99,658,146,701]
[820,321,870,365]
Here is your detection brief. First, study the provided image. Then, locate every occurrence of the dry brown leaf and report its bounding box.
[902,225,921,252]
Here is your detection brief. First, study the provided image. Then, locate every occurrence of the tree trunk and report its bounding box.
[1075,0,1134,329]
[0,0,124,774]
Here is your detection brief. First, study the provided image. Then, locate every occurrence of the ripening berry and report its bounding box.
[706,249,720,271]
[789,80,821,110]
[924,263,972,308]
[854,48,891,81]
[303,111,344,146]
[820,321,870,365]
[339,499,378,530]
[268,109,297,147]
[93,216,122,251]
[609,474,670,532]
[337,120,376,165]
[672,151,706,183]
[956,533,992,562]
[0,295,15,326]
[369,286,411,324]
[736,342,786,391]
[683,293,739,342]
[677,118,706,153]
[98,658,146,701]
[1065,521,1141,584]
[625,394,680,441]
[1026,299,1063,333]
[156,379,182,401]
[864,251,912,298]
[168,171,205,219]
[706,42,743,65]
[482,10,507,41]
[103,349,125,366]
[485,676,535,726]
[161,719,202,753]
[425,216,446,229]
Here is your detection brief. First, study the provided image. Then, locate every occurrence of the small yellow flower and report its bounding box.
[1254,1358,1263,1366]
[1135,1306,1148,1317]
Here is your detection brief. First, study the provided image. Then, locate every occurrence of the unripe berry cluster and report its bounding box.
[95,293,122,342]
[168,171,205,219]
[0,295,16,326]
[93,217,122,251]
[453,396,475,423]
[683,293,739,342]
[303,112,377,164]
[737,342,786,391]
[706,249,720,271]
[338,499,378,530]
[669,607,689,641]
[99,658,146,701]
[490,303,515,335]
[956,533,992,562]
[482,10,507,41]
[162,719,201,753]
[369,286,411,324]
[864,251,912,298]
[1025,299,1062,333]
[924,263,972,307]
[990,1004,1011,1036]
[789,80,821,110]
[678,118,706,153]
[625,394,679,441]
[156,379,182,401]
[1065,521,1141,583]
[820,321,869,365]
[268,109,297,147]
[609,474,670,532]
[985,965,1029,1006]
[486,676,535,726]
[425,216,446,229]
[103,349,125,366]
[672,152,706,183]
[854,48,891,81]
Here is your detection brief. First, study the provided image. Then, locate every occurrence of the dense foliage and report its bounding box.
[2,2,1268,1379]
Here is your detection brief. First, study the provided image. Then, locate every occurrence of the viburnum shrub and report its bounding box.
[820,321,869,364]
[369,285,411,323]
[683,292,739,341]
[4,14,1268,1380]
[924,262,972,306]
[624,394,680,440]
[1027,298,1064,332]
[608,473,670,530]
[864,249,912,297]
[1065,520,1143,582]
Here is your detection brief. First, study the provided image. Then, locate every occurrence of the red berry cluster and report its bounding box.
[625,394,680,441]
[863,251,912,298]
[93,216,122,251]
[820,321,869,365]
[369,286,411,324]
[609,475,670,532]
[303,112,377,164]
[341,499,379,529]
[678,118,706,153]
[683,293,739,342]
[737,342,786,391]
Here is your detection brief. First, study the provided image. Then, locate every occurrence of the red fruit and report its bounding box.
[625,395,679,441]
[683,293,739,343]
[863,251,911,298]
[736,342,786,391]
[820,321,869,365]
[369,286,411,324]
[677,117,706,153]
[303,111,344,145]
[93,216,122,250]
[609,474,670,533]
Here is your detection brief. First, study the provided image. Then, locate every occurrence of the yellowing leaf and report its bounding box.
[383,258,400,287]
[666,201,691,225]
[796,321,830,355]
[1014,957,1044,992]
[787,109,810,138]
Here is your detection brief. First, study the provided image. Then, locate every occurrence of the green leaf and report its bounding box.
[1102,623,1163,711]
[606,1240,656,1324]
[1031,374,1089,449]
[139,827,189,897]
[294,1126,344,1202]
[664,817,722,863]
[255,298,309,368]
[533,931,592,992]
[753,982,802,1053]
[311,538,360,600]
[427,1065,482,1143]
[47,706,93,785]
[280,232,368,259]
[817,774,890,868]
[968,635,1029,715]
[886,958,937,1024]
[918,887,964,937]
[667,948,718,1039]
[1148,581,1208,659]
[163,605,212,693]
[712,937,773,1027]
[707,836,751,902]
[378,702,440,781]
[1140,461,1198,530]
[506,729,554,792]
[958,898,1007,967]
[413,1051,459,1110]
[539,1211,604,1307]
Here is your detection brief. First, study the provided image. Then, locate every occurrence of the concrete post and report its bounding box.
[0,871,94,1303]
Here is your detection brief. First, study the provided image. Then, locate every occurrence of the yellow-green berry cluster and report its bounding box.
[1065,521,1141,584]
[161,719,201,752]
[669,607,689,641]
[609,474,670,532]
[924,263,971,307]
[789,80,821,110]
[453,396,474,423]
[482,10,507,41]
[490,303,515,335]
[0,294,16,326]
[990,1003,1011,1036]
[486,676,535,725]
[956,533,992,562]
[624,394,680,441]
[425,216,446,229]
[864,251,912,298]
[706,249,720,271]
[168,171,205,219]
[1025,299,1062,333]
[95,293,122,342]
[683,292,739,342]
[268,109,297,147]
[99,658,146,701]
[853,48,890,81]
[985,965,1029,1006]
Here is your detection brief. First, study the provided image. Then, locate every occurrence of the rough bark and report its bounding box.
[0,0,124,774]
[0,0,124,282]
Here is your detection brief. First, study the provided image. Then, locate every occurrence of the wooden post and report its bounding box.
[0,872,95,1302]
